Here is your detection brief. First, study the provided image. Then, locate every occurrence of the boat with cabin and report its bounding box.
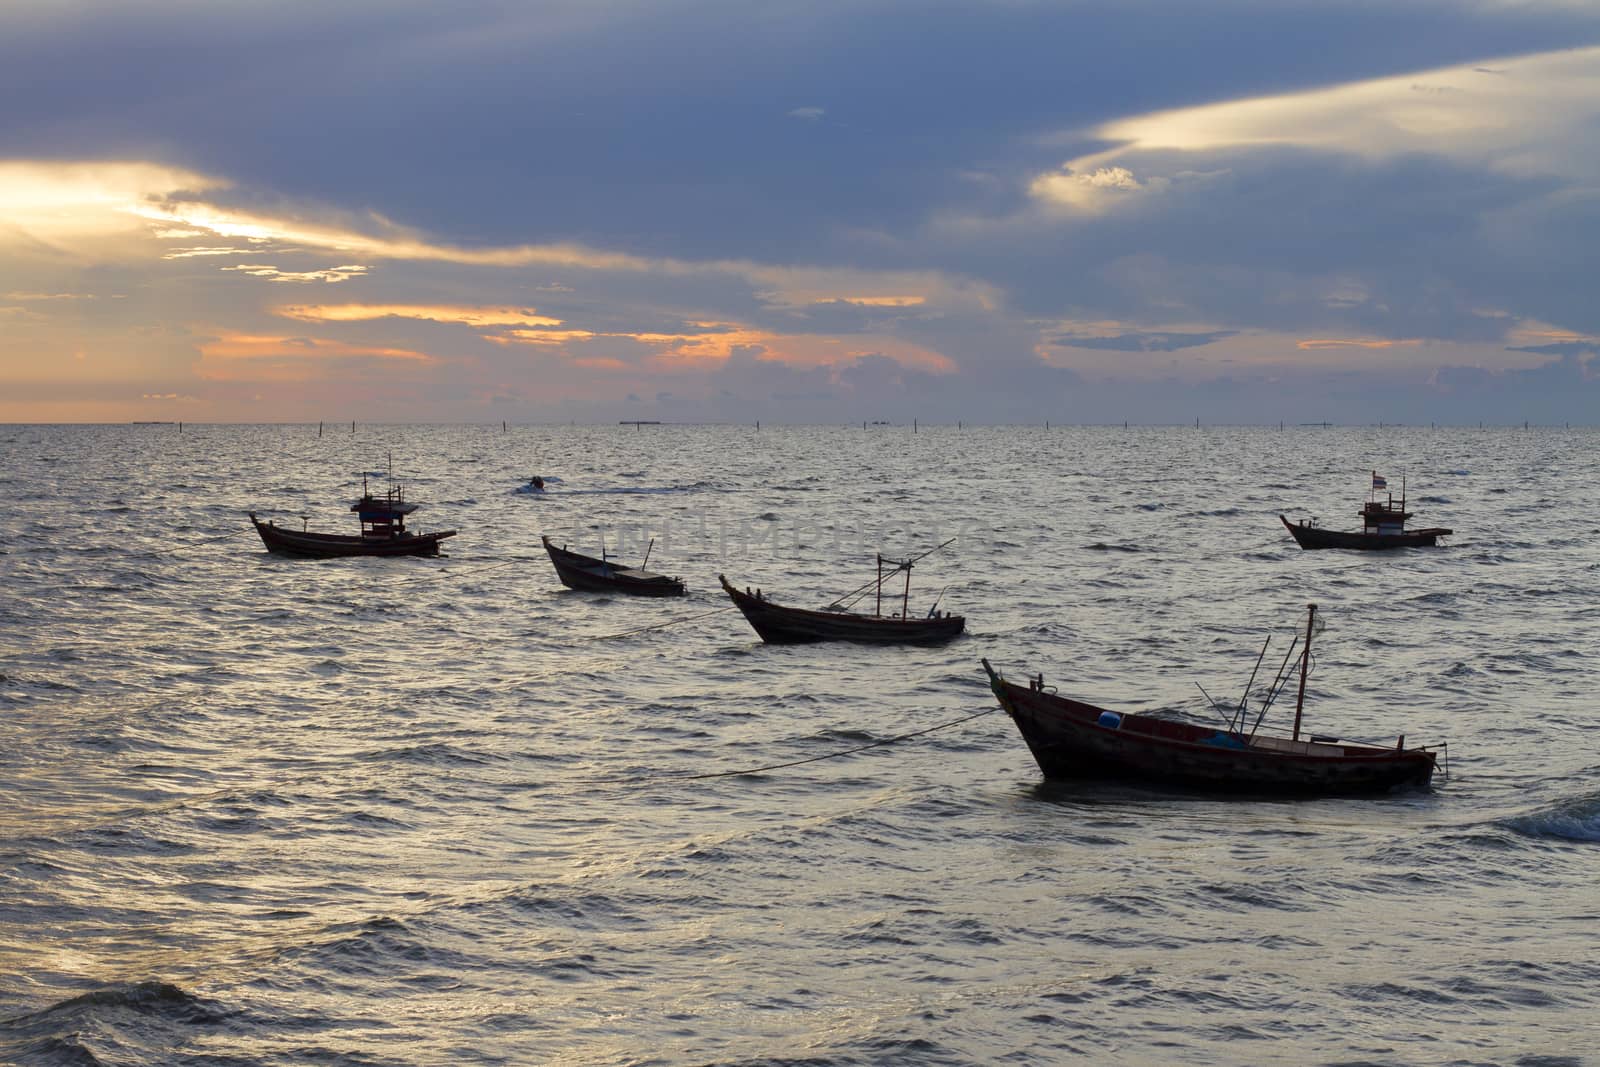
[1281,472,1451,549]
[249,475,456,558]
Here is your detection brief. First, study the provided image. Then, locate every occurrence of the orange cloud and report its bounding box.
[200,330,432,364]
[491,328,599,346]
[1296,338,1423,350]
[279,303,563,328]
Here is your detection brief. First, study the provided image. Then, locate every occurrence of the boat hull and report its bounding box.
[984,662,1436,796]
[721,575,964,644]
[542,537,686,597]
[1281,515,1450,550]
[250,513,455,558]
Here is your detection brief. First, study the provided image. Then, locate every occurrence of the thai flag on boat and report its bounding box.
[1371,471,1387,489]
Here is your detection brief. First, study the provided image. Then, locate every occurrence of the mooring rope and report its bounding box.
[589,605,735,641]
[192,528,251,546]
[592,705,1001,785]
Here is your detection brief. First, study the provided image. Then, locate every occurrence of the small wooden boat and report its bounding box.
[249,477,456,558]
[542,536,686,597]
[1282,472,1450,550]
[984,604,1441,795]
[720,541,965,644]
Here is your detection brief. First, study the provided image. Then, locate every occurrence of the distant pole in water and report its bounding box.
[351,420,355,434]
[178,421,183,433]
[318,421,323,438]
[914,419,918,433]
[756,421,760,431]
[503,420,507,433]
[958,420,962,430]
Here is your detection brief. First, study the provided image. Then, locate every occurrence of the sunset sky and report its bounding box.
[4,1,1600,424]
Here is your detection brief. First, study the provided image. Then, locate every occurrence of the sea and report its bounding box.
[1,422,1597,1066]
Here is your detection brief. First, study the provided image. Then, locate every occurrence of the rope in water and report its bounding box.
[589,605,735,641]
[192,528,252,546]
[591,705,1001,785]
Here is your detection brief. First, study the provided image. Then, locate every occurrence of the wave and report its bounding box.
[1,981,225,1064]
[1502,790,1600,843]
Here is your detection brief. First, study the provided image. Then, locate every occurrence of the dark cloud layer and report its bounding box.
[5,1,1600,422]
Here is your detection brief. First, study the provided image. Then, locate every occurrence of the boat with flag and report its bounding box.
[983,604,1442,795]
[721,540,964,644]
[1281,471,1451,549]
[542,535,686,596]
[250,473,456,558]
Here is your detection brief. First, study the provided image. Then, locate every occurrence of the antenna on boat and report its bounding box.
[1291,603,1317,741]
[642,538,655,569]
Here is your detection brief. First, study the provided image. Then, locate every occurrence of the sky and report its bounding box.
[4,0,1600,425]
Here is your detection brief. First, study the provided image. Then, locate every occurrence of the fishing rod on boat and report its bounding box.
[1194,682,1241,733]
[1247,636,1300,740]
[1233,634,1272,732]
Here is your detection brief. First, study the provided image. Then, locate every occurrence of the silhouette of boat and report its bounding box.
[1282,472,1450,549]
[250,476,455,558]
[542,536,685,597]
[720,541,963,644]
[983,604,1441,795]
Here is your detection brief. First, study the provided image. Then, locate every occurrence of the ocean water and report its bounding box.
[1,422,1597,1066]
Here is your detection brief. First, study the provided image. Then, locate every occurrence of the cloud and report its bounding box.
[198,331,434,363]
[278,303,563,328]
[1297,338,1424,350]
[220,264,369,283]
[1053,329,1237,352]
[1038,45,1600,191]
[787,106,825,121]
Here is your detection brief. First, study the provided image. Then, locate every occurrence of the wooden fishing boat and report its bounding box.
[720,541,964,644]
[542,536,686,597]
[249,477,456,558]
[1282,472,1450,549]
[983,604,1441,795]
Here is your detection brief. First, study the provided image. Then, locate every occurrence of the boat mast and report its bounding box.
[876,554,884,617]
[902,561,912,620]
[1292,603,1317,741]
